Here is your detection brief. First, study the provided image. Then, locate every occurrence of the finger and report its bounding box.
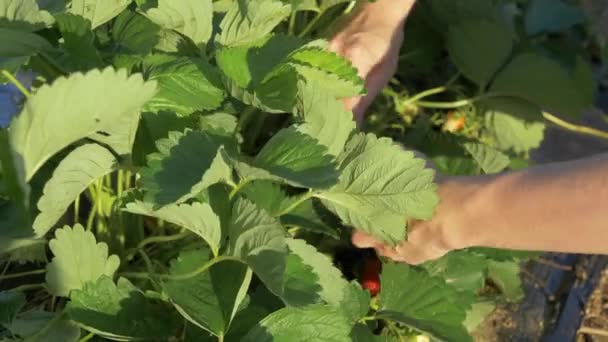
[377,241,428,265]
[351,231,382,249]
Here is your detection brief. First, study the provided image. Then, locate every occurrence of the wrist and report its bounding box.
[433,175,495,250]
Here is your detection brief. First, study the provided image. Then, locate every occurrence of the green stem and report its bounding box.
[139,250,154,270]
[120,255,243,281]
[229,180,250,200]
[86,198,97,231]
[0,268,45,281]
[79,332,95,342]
[117,170,124,197]
[125,232,191,261]
[238,107,257,132]
[74,195,80,224]
[401,86,448,108]
[357,315,376,324]
[288,11,297,35]
[277,191,315,216]
[415,98,475,109]
[298,12,323,38]
[542,112,608,140]
[165,255,243,281]
[1,70,31,97]
[9,283,46,292]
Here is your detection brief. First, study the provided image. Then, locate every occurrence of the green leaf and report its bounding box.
[350,324,377,342]
[251,126,338,188]
[447,20,513,86]
[491,53,592,117]
[226,127,338,189]
[280,250,323,306]
[0,0,54,31]
[55,13,101,71]
[378,263,472,342]
[339,282,371,324]
[0,131,29,219]
[215,34,302,88]
[485,111,545,153]
[199,112,239,137]
[241,181,292,216]
[0,203,41,256]
[124,200,223,256]
[283,0,319,12]
[46,224,120,297]
[112,10,160,54]
[68,0,132,29]
[525,0,585,36]
[286,238,348,305]
[319,0,350,11]
[144,56,225,116]
[240,181,339,238]
[163,249,251,337]
[281,199,339,238]
[68,276,181,340]
[479,96,543,122]
[287,46,365,98]
[9,312,80,342]
[216,35,303,113]
[216,0,291,47]
[0,291,25,326]
[146,0,213,47]
[9,67,156,182]
[487,260,524,301]
[464,301,495,333]
[318,134,438,244]
[296,79,356,156]
[139,129,232,206]
[228,198,287,298]
[241,305,352,342]
[0,28,53,58]
[463,143,510,174]
[222,300,270,341]
[33,144,118,237]
[422,251,489,294]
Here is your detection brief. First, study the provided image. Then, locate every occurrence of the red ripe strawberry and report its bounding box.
[361,257,382,296]
[361,274,381,296]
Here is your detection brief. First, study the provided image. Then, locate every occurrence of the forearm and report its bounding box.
[447,154,608,254]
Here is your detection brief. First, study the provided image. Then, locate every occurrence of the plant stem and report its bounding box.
[358,315,376,323]
[401,86,448,108]
[415,98,476,109]
[86,199,97,231]
[166,255,243,281]
[79,332,95,342]
[120,255,243,281]
[0,268,45,281]
[542,112,608,140]
[117,170,124,197]
[1,70,31,97]
[229,180,250,200]
[288,12,297,35]
[125,232,191,261]
[10,283,46,292]
[298,13,323,37]
[238,107,257,132]
[74,195,80,224]
[277,191,315,216]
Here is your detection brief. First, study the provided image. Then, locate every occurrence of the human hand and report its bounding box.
[329,0,414,126]
[351,177,484,265]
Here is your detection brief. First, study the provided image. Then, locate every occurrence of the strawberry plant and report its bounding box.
[0,0,602,341]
